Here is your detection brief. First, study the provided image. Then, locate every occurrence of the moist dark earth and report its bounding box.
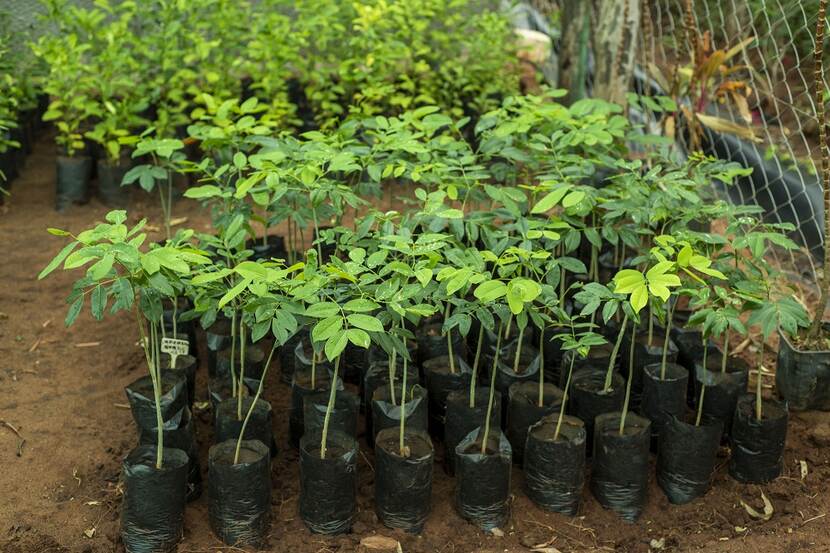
[2,136,830,553]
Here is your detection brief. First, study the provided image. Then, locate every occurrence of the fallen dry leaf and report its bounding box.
[83,528,95,538]
[741,491,774,521]
[800,460,808,480]
[359,535,402,553]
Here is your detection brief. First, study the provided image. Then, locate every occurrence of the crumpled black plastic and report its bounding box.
[524,414,586,516]
[303,390,359,438]
[455,427,512,530]
[138,406,202,502]
[208,439,271,548]
[423,355,472,440]
[641,363,689,439]
[694,357,748,438]
[214,397,277,457]
[631,331,678,408]
[568,368,625,449]
[444,388,502,475]
[205,319,233,377]
[299,430,357,535]
[121,445,188,553]
[657,415,721,504]
[160,353,197,408]
[125,371,188,432]
[290,368,341,448]
[374,428,434,533]
[591,412,651,522]
[370,384,428,447]
[776,331,830,410]
[729,395,788,483]
[417,324,467,366]
[506,381,563,465]
[208,376,253,412]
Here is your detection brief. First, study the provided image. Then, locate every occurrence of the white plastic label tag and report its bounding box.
[161,337,190,356]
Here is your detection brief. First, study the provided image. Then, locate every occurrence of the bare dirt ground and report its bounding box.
[2,136,830,553]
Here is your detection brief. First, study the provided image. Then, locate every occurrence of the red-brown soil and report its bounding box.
[2,137,830,553]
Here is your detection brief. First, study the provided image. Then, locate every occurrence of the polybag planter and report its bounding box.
[55,155,92,211]
[125,371,188,432]
[455,428,512,531]
[729,395,788,483]
[208,375,252,412]
[424,355,472,440]
[138,406,202,502]
[370,383,428,447]
[245,234,287,262]
[693,353,749,438]
[493,354,541,426]
[657,415,721,504]
[591,412,651,522]
[776,330,830,410]
[559,343,617,387]
[121,445,188,553]
[216,343,266,385]
[205,318,233,378]
[568,368,625,448]
[290,367,340,448]
[524,414,585,515]
[641,363,689,440]
[417,322,467,367]
[444,388,502,475]
[505,381,563,465]
[161,353,197,408]
[214,397,277,457]
[299,430,358,535]
[303,390,359,439]
[374,428,434,533]
[208,439,271,548]
[631,331,678,408]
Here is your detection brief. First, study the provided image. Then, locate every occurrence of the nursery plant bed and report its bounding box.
[5,139,830,553]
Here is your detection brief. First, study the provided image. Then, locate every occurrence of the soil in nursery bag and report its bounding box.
[641,363,689,440]
[444,388,502,475]
[214,397,277,457]
[121,445,188,553]
[96,158,130,207]
[362,356,415,411]
[290,366,340,448]
[138,406,202,502]
[215,343,266,386]
[729,395,788,483]
[493,353,541,425]
[657,415,722,504]
[631,331,678,408]
[370,383,428,448]
[303,389,359,439]
[245,234,287,262]
[125,371,188,431]
[423,355,472,440]
[374,428,434,533]
[417,322,467,366]
[776,330,830,410]
[591,412,651,522]
[55,155,91,211]
[299,430,358,535]
[160,353,197,408]
[559,342,616,387]
[505,381,563,465]
[568,368,625,448]
[693,353,749,438]
[205,318,233,377]
[208,439,271,548]
[455,428,512,531]
[524,414,586,516]
[208,375,251,412]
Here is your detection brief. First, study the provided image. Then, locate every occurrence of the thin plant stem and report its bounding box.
[446,303,456,375]
[150,321,164,469]
[230,310,238,398]
[480,320,504,455]
[538,327,545,407]
[695,341,708,427]
[619,325,637,435]
[234,342,277,464]
[399,344,408,456]
[237,324,246,420]
[756,340,764,421]
[660,301,676,380]
[469,324,484,408]
[389,343,398,406]
[554,354,576,440]
[319,355,342,460]
[720,332,730,373]
[512,325,525,375]
[604,313,628,392]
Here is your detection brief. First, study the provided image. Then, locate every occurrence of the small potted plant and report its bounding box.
[39,211,209,552]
